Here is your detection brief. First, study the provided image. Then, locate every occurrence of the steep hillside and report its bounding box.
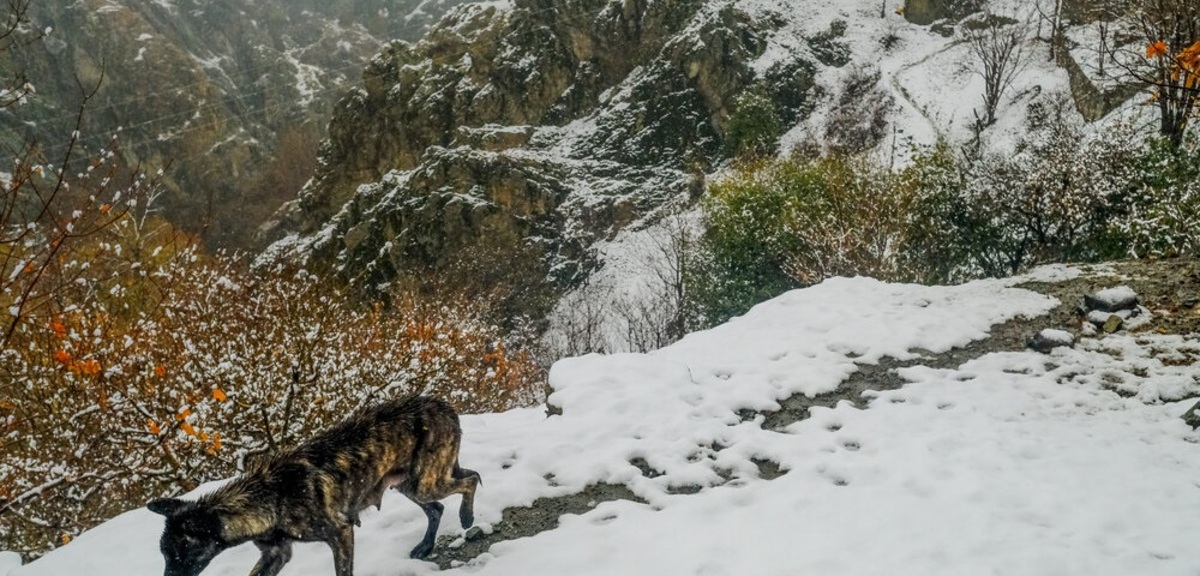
[260,0,826,291]
[260,0,1143,307]
[0,0,469,247]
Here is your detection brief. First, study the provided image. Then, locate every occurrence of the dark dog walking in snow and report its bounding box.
[147,396,480,576]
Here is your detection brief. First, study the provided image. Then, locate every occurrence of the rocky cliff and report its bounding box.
[261,0,1144,312]
[0,0,468,247]
[262,0,823,295]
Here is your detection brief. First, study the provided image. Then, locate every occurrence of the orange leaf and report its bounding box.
[176,408,192,421]
[147,419,161,435]
[1147,40,1169,58]
[154,364,166,377]
[206,432,222,454]
[79,359,101,376]
[99,203,111,213]
[54,349,71,364]
[50,321,66,337]
[212,388,227,402]
[180,422,196,437]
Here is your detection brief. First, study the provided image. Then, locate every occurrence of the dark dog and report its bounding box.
[147,396,480,576]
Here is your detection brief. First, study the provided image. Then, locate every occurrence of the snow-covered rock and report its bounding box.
[1027,328,1075,352]
[1084,285,1140,313]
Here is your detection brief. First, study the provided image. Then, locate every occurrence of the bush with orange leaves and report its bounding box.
[0,206,542,558]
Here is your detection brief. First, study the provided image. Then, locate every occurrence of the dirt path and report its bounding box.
[431,258,1200,569]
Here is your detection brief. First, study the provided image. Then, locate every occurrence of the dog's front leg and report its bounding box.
[327,524,355,576]
[249,540,293,576]
[409,501,444,559]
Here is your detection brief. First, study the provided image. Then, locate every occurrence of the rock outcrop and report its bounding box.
[0,0,468,247]
[263,0,820,296]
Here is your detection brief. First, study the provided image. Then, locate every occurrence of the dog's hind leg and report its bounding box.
[409,501,444,559]
[249,540,293,576]
[452,465,481,528]
[410,441,481,525]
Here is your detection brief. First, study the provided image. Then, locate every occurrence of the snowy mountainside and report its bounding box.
[260,0,1134,305]
[9,263,1200,575]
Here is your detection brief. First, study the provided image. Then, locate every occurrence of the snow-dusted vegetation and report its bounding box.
[11,266,1200,576]
[0,142,540,555]
[2,0,1200,571]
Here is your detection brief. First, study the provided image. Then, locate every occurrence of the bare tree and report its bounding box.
[1031,0,1064,61]
[0,3,135,350]
[1090,0,1118,78]
[1110,0,1200,148]
[541,208,702,357]
[613,209,700,352]
[965,15,1031,127]
[542,275,614,358]
[0,0,34,113]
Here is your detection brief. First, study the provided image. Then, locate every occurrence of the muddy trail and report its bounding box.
[430,258,1200,570]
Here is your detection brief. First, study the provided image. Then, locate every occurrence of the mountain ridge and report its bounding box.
[0,0,470,247]
[260,0,826,293]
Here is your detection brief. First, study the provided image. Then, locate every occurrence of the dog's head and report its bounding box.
[147,498,229,576]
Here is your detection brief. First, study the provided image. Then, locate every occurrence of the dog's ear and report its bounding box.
[147,498,187,517]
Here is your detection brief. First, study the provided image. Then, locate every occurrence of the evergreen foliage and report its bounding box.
[692,124,1200,324]
[1121,138,1200,256]
[723,91,785,158]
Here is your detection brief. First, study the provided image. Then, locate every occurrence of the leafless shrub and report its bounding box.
[542,209,702,357]
[963,14,1031,127]
[824,69,894,155]
[612,210,700,352]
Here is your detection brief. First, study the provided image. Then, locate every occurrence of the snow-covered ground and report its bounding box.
[536,0,1165,356]
[11,265,1200,576]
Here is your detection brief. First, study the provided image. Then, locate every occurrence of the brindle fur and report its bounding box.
[147,396,480,576]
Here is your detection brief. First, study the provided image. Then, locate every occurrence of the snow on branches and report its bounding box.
[0,217,541,557]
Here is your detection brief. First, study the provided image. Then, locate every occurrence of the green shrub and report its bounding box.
[691,158,800,324]
[690,125,1196,332]
[910,122,1145,280]
[692,153,928,325]
[724,91,784,158]
[903,144,1009,283]
[1120,138,1200,257]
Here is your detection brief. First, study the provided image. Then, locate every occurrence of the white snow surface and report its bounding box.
[12,265,1200,576]
[1035,327,1074,345]
[1091,285,1140,308]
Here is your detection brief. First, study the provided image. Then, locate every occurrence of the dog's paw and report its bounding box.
[459,507,474,528]
[409,539,435,560]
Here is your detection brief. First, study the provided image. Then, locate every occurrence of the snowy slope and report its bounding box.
[268,0,1143,295]
[11,265,1200,576]
[539,0,1155,354]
